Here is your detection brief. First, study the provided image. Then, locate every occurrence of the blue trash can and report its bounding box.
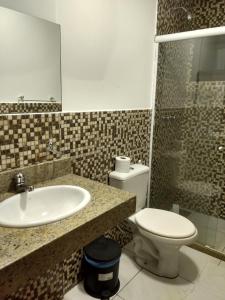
[83,236,121,299]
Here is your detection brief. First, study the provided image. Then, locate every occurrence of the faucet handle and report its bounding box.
[14,173,25,185]
[14,172,34,193]
[27,185,34,192]
[14,173,26,193]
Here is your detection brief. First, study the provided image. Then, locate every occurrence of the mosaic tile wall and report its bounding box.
[0,109,148,299]
[0,110,151,181]
[0,102,62,114]
[150,39,225,221]
[157,0,225,35]
[5,221,133,300]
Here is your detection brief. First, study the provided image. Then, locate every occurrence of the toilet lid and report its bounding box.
[135,208,196,239]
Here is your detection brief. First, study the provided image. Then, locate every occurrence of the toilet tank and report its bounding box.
[109,164,150,212]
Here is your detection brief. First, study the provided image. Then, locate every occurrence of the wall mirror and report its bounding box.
[0,6,62,114]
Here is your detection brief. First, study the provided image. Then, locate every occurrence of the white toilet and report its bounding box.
[109,164,198,278]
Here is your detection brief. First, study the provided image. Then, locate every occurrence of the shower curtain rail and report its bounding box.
[155,26,225,43]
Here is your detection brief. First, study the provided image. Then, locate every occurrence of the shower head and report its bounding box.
[168,6,192,21]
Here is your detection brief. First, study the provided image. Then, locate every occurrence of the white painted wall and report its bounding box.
[0,0,157,110]
[0,7,61,102]
[57,0,157,111]
[0,0,57,22]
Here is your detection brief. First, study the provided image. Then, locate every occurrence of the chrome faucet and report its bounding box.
[14,173,34,193]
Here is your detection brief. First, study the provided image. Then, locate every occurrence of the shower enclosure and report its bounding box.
[150,33,225,256]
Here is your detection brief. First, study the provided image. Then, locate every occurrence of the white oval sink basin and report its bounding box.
[0,185,91,228]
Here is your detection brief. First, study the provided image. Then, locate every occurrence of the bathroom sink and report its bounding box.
[0,185,91,228]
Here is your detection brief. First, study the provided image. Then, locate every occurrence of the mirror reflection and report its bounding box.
[0,6,62,114]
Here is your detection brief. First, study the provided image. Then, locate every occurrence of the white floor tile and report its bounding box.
[185,285,225,300]
[179,246,219,282]
[118,251,141,291]
[64,248,224,300]
[196,261,225,299]
[64,282,95,300]
[63,250,140,300]
[220,260,225,268]
[64,282,123,300]
[118,269,194,300]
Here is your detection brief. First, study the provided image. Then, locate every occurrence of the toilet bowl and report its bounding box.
[131,208,198,278]
[109,164,198,279]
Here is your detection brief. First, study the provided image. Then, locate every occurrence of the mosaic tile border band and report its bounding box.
[0,110,151,184]
[0,103,62,114]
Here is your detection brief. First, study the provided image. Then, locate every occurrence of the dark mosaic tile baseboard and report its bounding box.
[157,0,225,35]
[0,103,62,114]
[5,221,133,300]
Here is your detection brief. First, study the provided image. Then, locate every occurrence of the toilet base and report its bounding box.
[134,247,179,279]
[132,234,180,279]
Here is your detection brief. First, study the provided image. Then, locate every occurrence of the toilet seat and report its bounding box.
[135,208,197,239]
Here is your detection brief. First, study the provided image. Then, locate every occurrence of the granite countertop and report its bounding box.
[0,174,136,297]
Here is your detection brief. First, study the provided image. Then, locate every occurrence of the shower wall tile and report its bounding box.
[187,82,225,108]
[150,109,185,211]
[157,0,225,35]
[152,0,225,221]
[155,40,194,110]
[150,40,225,220]
[151,107,225,219]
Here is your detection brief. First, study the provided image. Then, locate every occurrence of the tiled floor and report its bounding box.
[64,246,225,300]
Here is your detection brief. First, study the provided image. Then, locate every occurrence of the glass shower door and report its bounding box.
[150,35,225,251]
